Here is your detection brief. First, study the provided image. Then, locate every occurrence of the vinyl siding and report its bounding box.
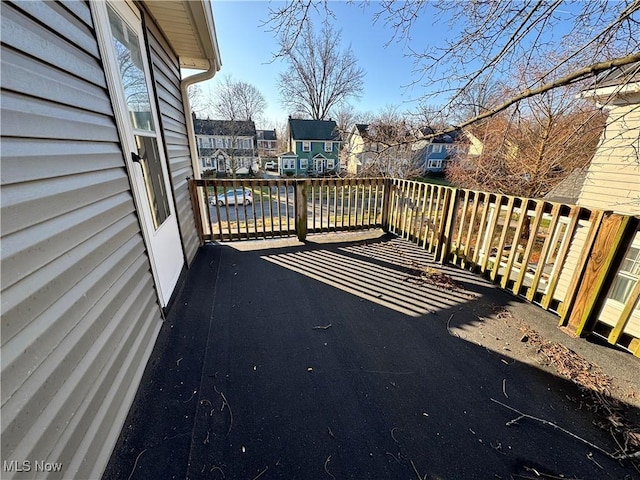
[146,15,200,264]
[578,102,640,215]
[0,2,163,479]
[552,218,591,303]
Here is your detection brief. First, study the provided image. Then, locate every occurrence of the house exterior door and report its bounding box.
[93,1,184,306]
[315,158,324,174]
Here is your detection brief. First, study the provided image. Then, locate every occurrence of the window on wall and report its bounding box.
[282,158,296,169]
[324,142,332,152]
[302,141,311,152]
[327,159,335,170]
[300,158,308,169]
[431,144,443,153]
[608,246,640,303]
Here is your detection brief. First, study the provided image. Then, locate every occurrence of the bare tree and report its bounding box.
[448,70,606,198]
[266,1,640,131]
[449,76,502,124]
[187,84,210,115]
[207,77,265,178]
[373,0,640,117]
[213,75,267,122]
[278,23,365,120]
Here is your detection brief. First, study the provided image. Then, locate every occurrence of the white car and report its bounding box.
[214,188,253,206]
[264,161,276,171]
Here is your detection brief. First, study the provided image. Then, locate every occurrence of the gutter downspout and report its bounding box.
[181,67,217,181]
[181,68,217,243]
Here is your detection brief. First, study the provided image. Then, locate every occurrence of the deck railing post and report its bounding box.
[381,178,392,232]
[295,179,309,241]
[187,177,205,245]
[437,187,459,265]
[563,212,636,337]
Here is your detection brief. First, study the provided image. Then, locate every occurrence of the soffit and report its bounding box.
[143,1,221,71]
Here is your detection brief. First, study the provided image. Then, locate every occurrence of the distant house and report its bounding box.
[344,123,415,176]
[577,62,640,216]
[1,1,220,478]
[280,118,341,176]
[412,128,461,175]
[194,118,258,175]
[345,124,379,175]
[256,129,278,158]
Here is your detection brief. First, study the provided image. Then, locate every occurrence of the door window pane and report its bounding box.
[135,135,170,228]
[108,5,154,131]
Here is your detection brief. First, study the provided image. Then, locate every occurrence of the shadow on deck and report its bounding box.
[103,232,640,480]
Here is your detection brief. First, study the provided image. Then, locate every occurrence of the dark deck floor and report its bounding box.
[103,233,639,480]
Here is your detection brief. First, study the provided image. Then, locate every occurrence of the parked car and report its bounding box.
[214,188,253,206]
[264,161,276,171]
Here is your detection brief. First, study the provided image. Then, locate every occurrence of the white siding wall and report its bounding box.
[552,219,591,303]
[578,100,640,216]
[146,16,200,264]
[1,2,163,478]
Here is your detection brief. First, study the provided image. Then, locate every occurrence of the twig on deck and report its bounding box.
[385,451,402,464]
[214,385,234,437]
[502,379,508,398]
[491,398,640,460]
[409,458,426,480]
[252,465,268,480]
[324,455,335,479]
[127,448,148,480]
[313,323,332,330]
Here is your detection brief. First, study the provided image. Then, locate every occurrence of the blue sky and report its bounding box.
[201,1,444,128]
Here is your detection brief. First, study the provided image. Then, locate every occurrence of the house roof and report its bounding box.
[595,61,640,88]
[544,167,589,205]
[289,118,341,141]
[194,119,256,137]
[581,60,640,101]
[257,130,277,141]
[143,1,221,71]
[355,124,368,135]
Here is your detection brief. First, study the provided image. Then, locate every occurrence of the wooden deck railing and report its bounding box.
[386,178,640,356]
[188,177,386,242]
[188,176,640,356]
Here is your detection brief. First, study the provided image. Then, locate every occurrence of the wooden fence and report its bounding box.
[188,177,640,356]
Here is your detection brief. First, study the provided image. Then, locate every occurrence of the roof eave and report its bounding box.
[143,1,222,72]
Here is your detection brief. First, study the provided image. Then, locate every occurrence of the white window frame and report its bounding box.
[324,141,332,152]
[282,157,296,169]
[327,158,335,170]
[302,141,311,152]
[300,158,308,169]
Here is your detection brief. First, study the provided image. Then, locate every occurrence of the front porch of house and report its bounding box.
[102,232,639,479]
